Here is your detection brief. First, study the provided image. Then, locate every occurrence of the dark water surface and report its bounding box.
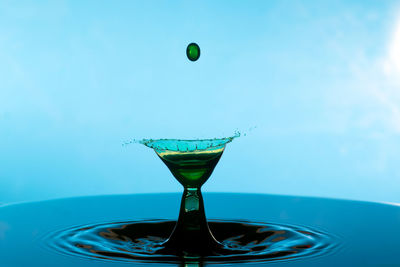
[1,193,400,266]
[47,219,334,263]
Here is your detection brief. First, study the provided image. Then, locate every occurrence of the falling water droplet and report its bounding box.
[186,43,200,61]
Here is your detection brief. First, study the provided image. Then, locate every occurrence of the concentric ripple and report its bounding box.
[45,220,337,264]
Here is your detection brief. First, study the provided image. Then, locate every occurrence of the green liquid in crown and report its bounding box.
[140,136,237,188]
[156,147,224,188]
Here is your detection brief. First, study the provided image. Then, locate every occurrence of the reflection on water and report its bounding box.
[46,219,335,264]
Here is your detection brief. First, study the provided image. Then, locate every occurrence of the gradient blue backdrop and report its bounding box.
[1,0,400,204]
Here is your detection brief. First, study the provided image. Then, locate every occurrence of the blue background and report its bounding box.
[1,0,400,204]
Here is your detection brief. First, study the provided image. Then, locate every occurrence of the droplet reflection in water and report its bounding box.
[46,219,336,264]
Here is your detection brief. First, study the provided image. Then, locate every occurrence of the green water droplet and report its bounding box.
[186,43,200,61]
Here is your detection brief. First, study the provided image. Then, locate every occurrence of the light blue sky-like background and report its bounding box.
[1,0,400,204]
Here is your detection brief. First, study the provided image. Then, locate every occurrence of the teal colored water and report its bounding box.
[123,132,240,151]
[48,219,333,263]
[1,193,400,266]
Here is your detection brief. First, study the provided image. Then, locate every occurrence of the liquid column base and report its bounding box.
[161,188,223,256]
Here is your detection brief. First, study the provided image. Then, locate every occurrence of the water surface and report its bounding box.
[0,193,400,266]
